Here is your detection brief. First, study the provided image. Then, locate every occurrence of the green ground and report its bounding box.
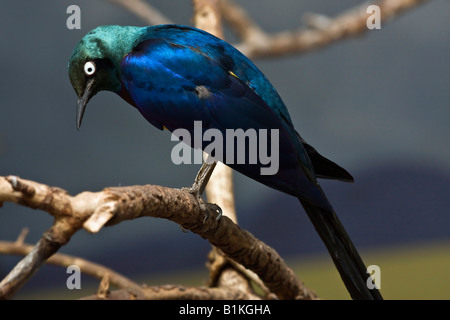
[290,240,450,300]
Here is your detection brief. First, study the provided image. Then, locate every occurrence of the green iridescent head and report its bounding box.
[68,25,144,129]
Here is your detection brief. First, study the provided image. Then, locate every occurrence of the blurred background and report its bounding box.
[0,0,449,299]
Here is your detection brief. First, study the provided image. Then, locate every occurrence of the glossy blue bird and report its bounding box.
[68,24,382,300]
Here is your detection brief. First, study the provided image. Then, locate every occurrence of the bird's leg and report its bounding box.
[190,159,216,196]
[184,157,222,223]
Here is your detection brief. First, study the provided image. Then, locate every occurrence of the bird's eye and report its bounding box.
[83,61,96,76]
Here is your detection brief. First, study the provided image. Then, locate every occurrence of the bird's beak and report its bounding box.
[76,78,95,130]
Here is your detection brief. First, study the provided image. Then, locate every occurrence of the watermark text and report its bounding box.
[171,121,279,175]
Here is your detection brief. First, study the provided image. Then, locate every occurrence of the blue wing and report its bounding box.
[119,25,338,207]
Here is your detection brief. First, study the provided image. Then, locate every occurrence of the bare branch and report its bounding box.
[104,0,431,60]
[0,240,142,292]
[0,233,62,299]
[3,0,429,299]
[96,274,111,299]
[0,176,315,299]
[107,0,173,25]
[219,0,432,58]
[192,0,259,299]
[192,0,224,39]
[203,162,237,223]
[217,0,269,45]
[0,239,266,300]
[83,264,265,300]
[82,283,259,300]
[15,228,29,246]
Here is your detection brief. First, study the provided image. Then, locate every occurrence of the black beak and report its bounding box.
[76,78,95,130]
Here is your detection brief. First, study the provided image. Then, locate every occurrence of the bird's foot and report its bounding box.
[180,160,221,231]
[190,159,217,196]
[183,184,222,223]
[202,203,223,223]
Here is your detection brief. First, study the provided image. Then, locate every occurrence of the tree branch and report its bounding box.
[0,233,62,299]
[0,176,316,300]
[3,0,430,300]
[0,240,142,293]
[107,0,173,25]
[192,0,224,39]
[82,283,260,300]
[105,0,431,60]
[0,238,266,300]
[84,258,264,300]
[219,0,432,58]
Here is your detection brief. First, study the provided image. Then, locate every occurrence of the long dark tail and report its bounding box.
[299,198,383,300]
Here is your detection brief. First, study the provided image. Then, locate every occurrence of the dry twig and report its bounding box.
[1,0,432,300]
[218,0,431,58]
[107,0,173,25]
[0,240,142,292]
[82,283,260,300]
[0,176,316,300]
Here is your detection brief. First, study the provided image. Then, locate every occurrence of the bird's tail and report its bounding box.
[299,198,383,300]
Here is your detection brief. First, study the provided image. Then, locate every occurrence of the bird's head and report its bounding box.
[68,25,144,129]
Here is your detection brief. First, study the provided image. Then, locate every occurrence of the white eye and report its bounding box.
[83,61,96,76]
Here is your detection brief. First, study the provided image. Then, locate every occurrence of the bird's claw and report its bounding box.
[183,184,223,224]
[203,203,223,223]
[180,225,189,233]
[189,189,222,223]
[179,161,221,231]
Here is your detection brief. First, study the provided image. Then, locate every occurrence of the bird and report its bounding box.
[68,24,383,300]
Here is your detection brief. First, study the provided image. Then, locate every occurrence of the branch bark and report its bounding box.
[2,0,431,300]
[104,0,431,60]
[0,240,142,292]
[82,283,260,300]
[107,0,173,25]
[192,0,244,292]
[0,176,316,300]
[192,0,224,39]
[219,0,432,58]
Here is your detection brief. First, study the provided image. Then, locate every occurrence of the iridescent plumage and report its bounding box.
[68,25,382,300]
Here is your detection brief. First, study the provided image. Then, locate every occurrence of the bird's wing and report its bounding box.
[120,37,326,197]
[120,39,283,128]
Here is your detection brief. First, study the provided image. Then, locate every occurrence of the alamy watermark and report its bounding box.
[367,265,381,289]
[170,121,280,175]
[66,265,81,289]
[66,5,81,30]
[66,5,381,31]
[64,263,380,292]
[367,5,381,30]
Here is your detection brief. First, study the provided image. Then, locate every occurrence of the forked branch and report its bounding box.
[0,176,316,300]
[219,0,431,58]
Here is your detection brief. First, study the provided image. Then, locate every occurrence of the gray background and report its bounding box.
[1,0,449,294]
